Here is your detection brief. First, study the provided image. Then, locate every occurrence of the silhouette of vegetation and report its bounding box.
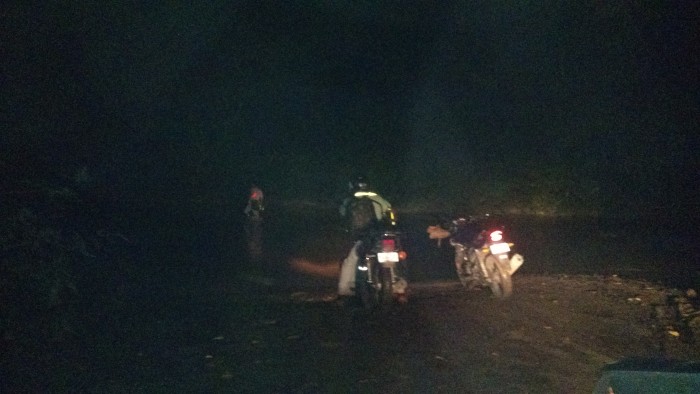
[1,169,110,345]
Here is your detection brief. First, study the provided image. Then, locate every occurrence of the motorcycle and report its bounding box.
[427,215,524,299]
[355,208,408,308]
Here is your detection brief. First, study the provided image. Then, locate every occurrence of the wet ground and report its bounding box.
[3,206,700,392]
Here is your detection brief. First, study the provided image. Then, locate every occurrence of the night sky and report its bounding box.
[4,1,699,217]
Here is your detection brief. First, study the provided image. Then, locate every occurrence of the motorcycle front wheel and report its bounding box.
[484,254,513,299]
[454,246,470,287]
[455,247,481,290]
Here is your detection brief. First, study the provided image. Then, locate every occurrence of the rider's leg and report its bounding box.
[338,241,361,296]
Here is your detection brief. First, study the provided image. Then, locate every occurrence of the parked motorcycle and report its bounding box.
[427,215,524,299]
[355,208,408,308]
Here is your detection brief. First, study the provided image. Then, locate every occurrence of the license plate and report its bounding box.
[489,243,510,255]
[378,252,399,263]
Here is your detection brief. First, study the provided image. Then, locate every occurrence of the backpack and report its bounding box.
[348,197,376,232]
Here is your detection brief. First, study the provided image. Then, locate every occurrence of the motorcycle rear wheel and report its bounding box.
[356,266,373,309]
[485,254,513,299]
[379,266,393,306]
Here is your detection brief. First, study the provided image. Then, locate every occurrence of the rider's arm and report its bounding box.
[369,194,392,220]
[376,195,391,213]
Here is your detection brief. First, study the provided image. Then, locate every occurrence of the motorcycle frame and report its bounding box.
[454,241,511,284]
[362,235,400,287]
[356,230,403,300]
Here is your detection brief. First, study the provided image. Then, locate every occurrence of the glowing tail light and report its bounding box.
[382,239,396,251]
[489,230,503,242]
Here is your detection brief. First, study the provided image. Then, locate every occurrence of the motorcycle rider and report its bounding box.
[337,177,408,304]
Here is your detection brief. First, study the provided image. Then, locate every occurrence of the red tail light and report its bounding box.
[381,239,396,251]
[489,231,503,242]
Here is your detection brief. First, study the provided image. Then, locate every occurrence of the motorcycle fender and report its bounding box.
[509,254,524,275]
[380,261,396,269]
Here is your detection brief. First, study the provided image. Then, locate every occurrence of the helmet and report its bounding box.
[352,176,369,192]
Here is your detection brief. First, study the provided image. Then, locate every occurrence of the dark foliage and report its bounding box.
[0,170,130,347]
